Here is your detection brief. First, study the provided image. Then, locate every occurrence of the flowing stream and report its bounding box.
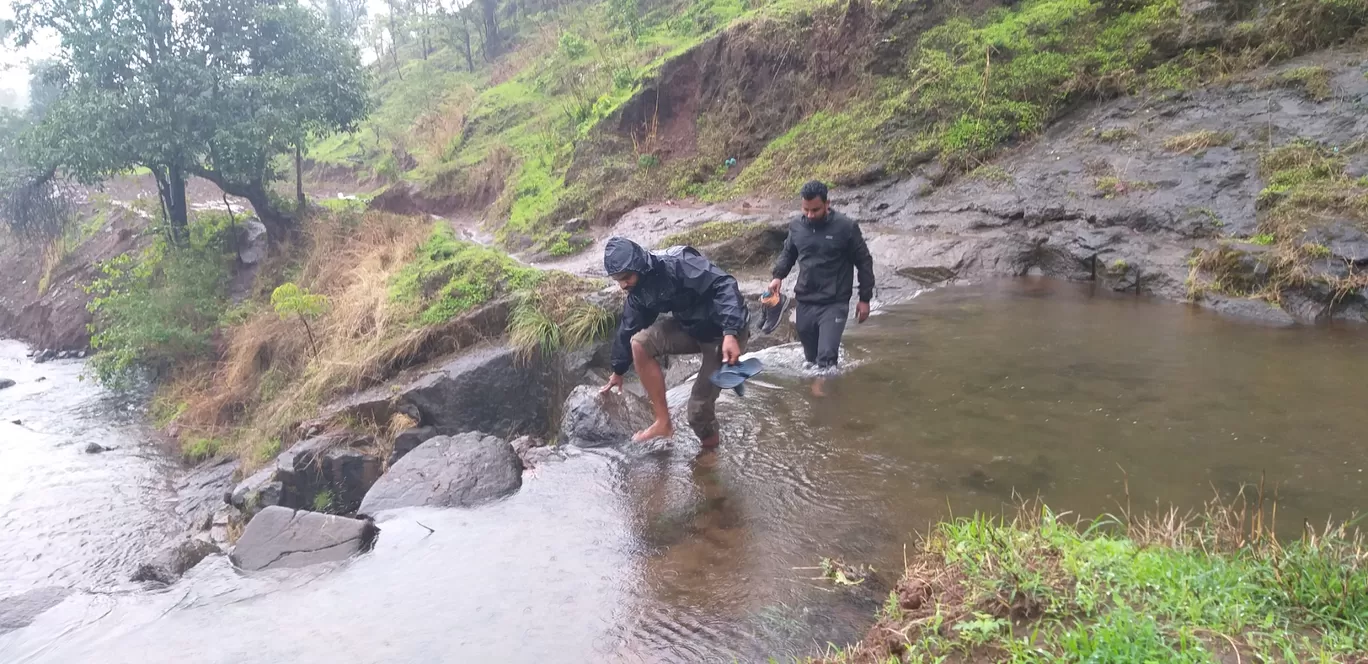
[3,279,1368,663]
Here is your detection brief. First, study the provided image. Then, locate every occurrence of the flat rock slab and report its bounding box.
[229,506,377,572]
[0,587,70,635]
[359,432,523,513]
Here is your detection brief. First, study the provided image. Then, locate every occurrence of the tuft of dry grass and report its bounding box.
[1162,130,1235,154]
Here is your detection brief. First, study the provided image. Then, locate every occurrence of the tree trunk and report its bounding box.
[480,0,499,59]
[191,167,293,245]
[151,164,189,244]
[295,142,305,213]
[459,13,475,71]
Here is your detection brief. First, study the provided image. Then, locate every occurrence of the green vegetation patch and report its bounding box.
[86,212,239,388]
[1267,65,1336,101]
[507,271,616,362]
[821,501,1368,663]
[658,220,767,248]
[389,225,542,326]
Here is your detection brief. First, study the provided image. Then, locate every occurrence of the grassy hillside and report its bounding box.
[317,0,1367,251]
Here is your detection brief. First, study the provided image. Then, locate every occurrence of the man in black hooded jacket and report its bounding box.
[600,237,749,448]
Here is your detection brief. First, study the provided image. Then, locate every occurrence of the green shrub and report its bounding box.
[86,212,236,388]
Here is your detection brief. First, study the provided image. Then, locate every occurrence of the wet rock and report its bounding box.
[33,349,54,364]
[401,345,558,438]
[0,378,14,390]
[131,537,221,585]
[237,220,269,265]
[228,466,285,519]
[229,506,378,572]
[175,457,240,532]
[0,587,70,635]
[559,385,653,448]
[390,426,439,466]
[321,446,385,513]
[84,443,106,454]
[359,432,523,513]
[1200,295,1298,326]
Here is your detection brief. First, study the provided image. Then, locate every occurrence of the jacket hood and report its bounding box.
[603,237,654,275]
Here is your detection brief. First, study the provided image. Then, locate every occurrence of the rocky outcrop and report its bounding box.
[229,506,378,572]
[227,433,384,517]
[0,587,70,636]
[327,343,561,442]
[559,385,653,448]
[402,345,559,435]
[0,378,14,390]
[228,465,285,519]
[131,537,221,585]
[359,432,523,513]
[390,426,439,465]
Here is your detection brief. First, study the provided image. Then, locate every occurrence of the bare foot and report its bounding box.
[810,377,828,398]
[633,419,674,442]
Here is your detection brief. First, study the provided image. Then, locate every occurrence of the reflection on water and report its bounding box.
[4,279,1368,663]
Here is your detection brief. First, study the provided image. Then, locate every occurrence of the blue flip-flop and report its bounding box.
[710,357,764,396]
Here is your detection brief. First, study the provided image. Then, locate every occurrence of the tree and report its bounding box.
[479,0,500,59]
[309,0,367,38]
[271,282,329,358]
[8,0,370,244]
[438,2,480,71]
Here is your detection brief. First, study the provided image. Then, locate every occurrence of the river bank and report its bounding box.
[822,498,1368,664]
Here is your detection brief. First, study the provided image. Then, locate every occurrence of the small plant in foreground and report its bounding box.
[271,282,330,358]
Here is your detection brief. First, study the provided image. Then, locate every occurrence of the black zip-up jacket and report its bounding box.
[605,237,749,376]
[772,209,876,305]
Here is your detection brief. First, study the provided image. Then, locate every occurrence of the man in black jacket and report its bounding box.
[769,180,876,370]
[600,237,749,448]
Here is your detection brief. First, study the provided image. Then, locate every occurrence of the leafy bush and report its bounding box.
[271,282,330,358]
[86,212,236,388]
[558,31,589,60]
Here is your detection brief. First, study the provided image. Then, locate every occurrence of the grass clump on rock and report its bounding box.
[818,496,1368,664]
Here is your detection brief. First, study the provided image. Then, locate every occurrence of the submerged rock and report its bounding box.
[131,537,221,585]
[559,385,653,448]
[229,506,377,572]
[0,587,70,635]
[83,443,106,454]
[359,432,523,513]
[0,378,14,390]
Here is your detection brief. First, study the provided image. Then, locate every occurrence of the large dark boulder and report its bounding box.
[0,587,69,635]
[0,378,14,390]
[131,537,220,585]
[359,432,523,513]
[401,345,558,437]
[559,385,652,448]
[390,426,439,466]
[228,465,285,518]
[229,506,378,572]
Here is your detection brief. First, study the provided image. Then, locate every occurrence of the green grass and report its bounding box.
[389,225,542,326]
[182,437,223,462]
[506,272,616,362]
[820,499,1368,664]
[658,220,766,248]
[1269,65,1335,101]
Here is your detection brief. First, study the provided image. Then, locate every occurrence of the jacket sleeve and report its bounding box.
[851,222,876,303]
[707,274,748,337]
[611,298,657,375]
[771,224,798,280]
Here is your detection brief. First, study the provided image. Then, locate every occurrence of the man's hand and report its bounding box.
[721,335,741,365]
[767,278,783,296]
[601,372,624,394]
[856,301,870,324]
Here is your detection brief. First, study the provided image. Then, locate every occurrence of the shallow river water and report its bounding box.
[3,279,1368,663]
